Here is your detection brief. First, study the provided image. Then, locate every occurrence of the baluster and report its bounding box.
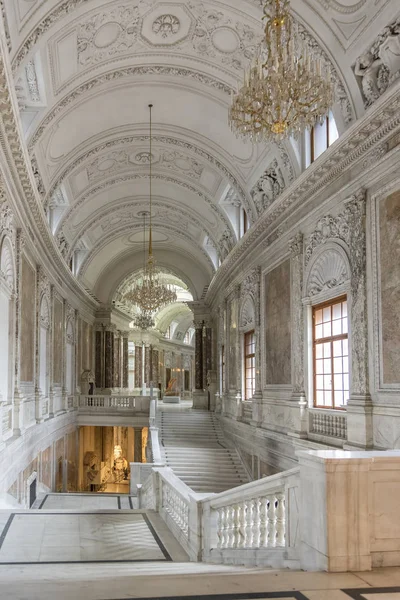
[221,506,228,548]
[335,415,339,437]
[217,508,223,548]
[275,492,285,547]
[259,497,268,547]
[237,502,245,548]
[328,414,332,436]
[244,499,254,548]
[252,497,261,548]
[232,503,241,549]
[266,494,276,547]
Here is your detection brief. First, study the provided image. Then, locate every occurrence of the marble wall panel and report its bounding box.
[265,260,291,385]
[380,190,400,383]
[229,297,238,389]
[53,297,63,384]
[41,445,52,489]
[20,257,36,382]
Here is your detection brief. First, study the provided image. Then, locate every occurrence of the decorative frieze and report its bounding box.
[251,160,286,216]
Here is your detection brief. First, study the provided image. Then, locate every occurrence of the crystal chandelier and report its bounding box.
[123,104,177,313]
[133,312,155,331]
[229,0,334,142]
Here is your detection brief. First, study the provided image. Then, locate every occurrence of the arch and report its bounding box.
[239,294,256,331]
[304,242,351,301]
[0,236,15,293]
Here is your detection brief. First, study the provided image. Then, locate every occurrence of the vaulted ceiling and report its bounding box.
[4,0,399,305]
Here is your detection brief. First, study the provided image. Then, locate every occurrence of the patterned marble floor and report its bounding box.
[0,511,172,563]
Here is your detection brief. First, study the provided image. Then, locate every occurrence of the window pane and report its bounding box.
[316,359,324,374]
[315,309,323,324]
[343,356,349,373]
[333,357,342,373]
[334,374,343,390]
[332,319,341,336]
[342,301,348,317]
[316,344,323,359]
[323,342,331,358]
[333,340,342,357]
[324,375,332,390]
[343,374,349,392]
[323,322,332,338]
[315,325,323,340]
[334,391,344,407]
[323,358,331,374]
[342,318,348,334]
[316,375,324,390]
[323,307,331,323]
[332,303,342,320]
[324,391,332,406]
[342,339,348,356]
[316,391,324,405]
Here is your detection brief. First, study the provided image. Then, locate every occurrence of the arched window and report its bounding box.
[305,111,339,167]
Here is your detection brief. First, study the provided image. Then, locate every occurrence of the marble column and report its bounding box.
[135,345,142,388]
[122,333,129,389]
[194,322,203,390]
[95,329,104,389]
[144,345,151,387]
[104,329,114,389]
[345,190,373,449]
[113,331,121,388]
[203,326,212,390]
[152,349,159,389]
[134,427,143,463]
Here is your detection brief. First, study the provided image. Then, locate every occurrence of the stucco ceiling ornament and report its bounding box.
[77,5,140,67]
[218,229,234,261]
[39,293,51,330]
[56,230,70,259]
[63,172,236,241]
[251,159,285,215]
[30,155,45,199]
[0,203,16,247]
[152,14,180,38]
[45,134,253,223]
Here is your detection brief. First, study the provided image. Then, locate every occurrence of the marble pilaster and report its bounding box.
[104,329,114,390]
[122,334,129,389]
[194,322,203,390]
[345,191,373,449]
[135,345,142,388]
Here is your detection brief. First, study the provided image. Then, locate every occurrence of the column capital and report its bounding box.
[289,232,304,257]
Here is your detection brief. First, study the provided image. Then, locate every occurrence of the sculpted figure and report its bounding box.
[354,52,383,105]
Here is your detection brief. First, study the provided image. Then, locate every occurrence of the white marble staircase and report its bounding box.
[158,407,249,493]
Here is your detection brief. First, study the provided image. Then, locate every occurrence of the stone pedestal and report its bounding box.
[192,390,208,410]
[298,449,400,572]
[162,396,180,404]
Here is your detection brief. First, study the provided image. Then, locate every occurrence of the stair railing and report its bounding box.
[139,464,300,566]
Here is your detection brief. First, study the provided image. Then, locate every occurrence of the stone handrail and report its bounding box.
[78,395,150,414]
[140,465,299,566]
[200,467,300,567]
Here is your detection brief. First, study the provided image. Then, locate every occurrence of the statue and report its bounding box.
[164,377,177,396]
[354,52,383,106]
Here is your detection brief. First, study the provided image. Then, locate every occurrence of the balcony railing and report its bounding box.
[78,395,150,415]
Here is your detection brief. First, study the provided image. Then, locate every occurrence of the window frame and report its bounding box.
[244,329,255,401]
[312,295,348,411]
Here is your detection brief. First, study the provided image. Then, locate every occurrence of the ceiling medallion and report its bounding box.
[229,0,334,142]
[123,105,177,315]
[152,14,180,38]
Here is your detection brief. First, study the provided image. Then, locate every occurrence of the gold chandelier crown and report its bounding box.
[123,104,177,317]
[229,0,334,142]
